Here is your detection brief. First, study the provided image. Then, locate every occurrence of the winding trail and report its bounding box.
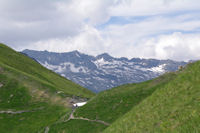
[65,108,110,126]
[0,110,31,114]
[0,107,44,114]
[39,107,110,133]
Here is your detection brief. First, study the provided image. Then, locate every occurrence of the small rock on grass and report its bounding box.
[0,83,3,88]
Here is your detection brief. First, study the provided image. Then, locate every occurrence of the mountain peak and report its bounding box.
[96,53,113,61]
[22,49,32,52]
[69,50,84,58]
[71,50,80,53]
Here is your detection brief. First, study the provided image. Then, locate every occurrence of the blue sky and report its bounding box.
[0,0,200,61]
[97,16,150,29]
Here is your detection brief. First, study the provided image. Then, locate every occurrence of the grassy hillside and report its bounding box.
[104,61,200,133]
[0,43,94,98]
[1,42,199,133]
[72,71,177,132]
[49,119,107,133]
[0,43,94,132]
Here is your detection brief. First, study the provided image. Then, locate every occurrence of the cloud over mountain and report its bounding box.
[1,0,200,61]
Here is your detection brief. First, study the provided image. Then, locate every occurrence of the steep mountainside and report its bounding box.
[68,72,177,132]
[58,61,200,133]
[74,73,176,123]
[104,61,200,133]
[0,43,94,132]
[1,43,199,133]
[22,49,186,92]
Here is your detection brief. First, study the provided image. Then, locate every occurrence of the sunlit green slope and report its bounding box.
[0,43,94,133]
[68,70,176,132]
[104,61,200,133]
[0,43,94,98]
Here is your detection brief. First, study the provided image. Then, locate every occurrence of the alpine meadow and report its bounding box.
[1,0,200,132]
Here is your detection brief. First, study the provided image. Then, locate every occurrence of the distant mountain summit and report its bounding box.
[96,53,114,61]
[22,49,187,92]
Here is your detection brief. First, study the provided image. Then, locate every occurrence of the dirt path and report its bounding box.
[73,117,110,126]
[40,108,110,133]
[0,107,44,114]
[65,108,110,126]
[0,110,31,114]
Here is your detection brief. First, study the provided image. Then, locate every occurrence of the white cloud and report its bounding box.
[132,32,200,61]
[110,0,200,16]
[66,0,114,25]
[0,0,200,61]
[26,31,200,61]
[25,25,108,55]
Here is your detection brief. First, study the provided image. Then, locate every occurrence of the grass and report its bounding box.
[0,74,31,110]
[0,72,70,133]
[0,106,70,133]
[49,119,107,133]
[0,43,94,98]
[0,43,94,132]
[1,43,200,132]
[72,72,176,132]
[74,72,176,123]
[103,61,200,133]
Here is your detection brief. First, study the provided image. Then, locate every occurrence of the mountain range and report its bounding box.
[1,43,200,132]
[22,49,186,92]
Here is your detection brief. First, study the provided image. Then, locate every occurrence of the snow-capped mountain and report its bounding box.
[22,49,186,92]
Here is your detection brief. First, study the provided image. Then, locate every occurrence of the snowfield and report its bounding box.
[73,102,87,107]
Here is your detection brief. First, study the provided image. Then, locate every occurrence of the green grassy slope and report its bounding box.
[2,42,199,133]
[0,64,70,133]
[0,43,94,98]
[0,43,94,132]
[104,61,200,133]
[49,119,107,133]
[72,71,177,132]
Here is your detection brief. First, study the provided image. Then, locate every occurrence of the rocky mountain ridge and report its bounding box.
[22,49,186,92]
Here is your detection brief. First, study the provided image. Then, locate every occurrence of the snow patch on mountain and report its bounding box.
[62,62,88,73]
[41,61,88,73]
[42,61,59,70]
[61,74,65,77]
[22,50,187,92]
[94,58,110,67]
[148,64,166,73]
